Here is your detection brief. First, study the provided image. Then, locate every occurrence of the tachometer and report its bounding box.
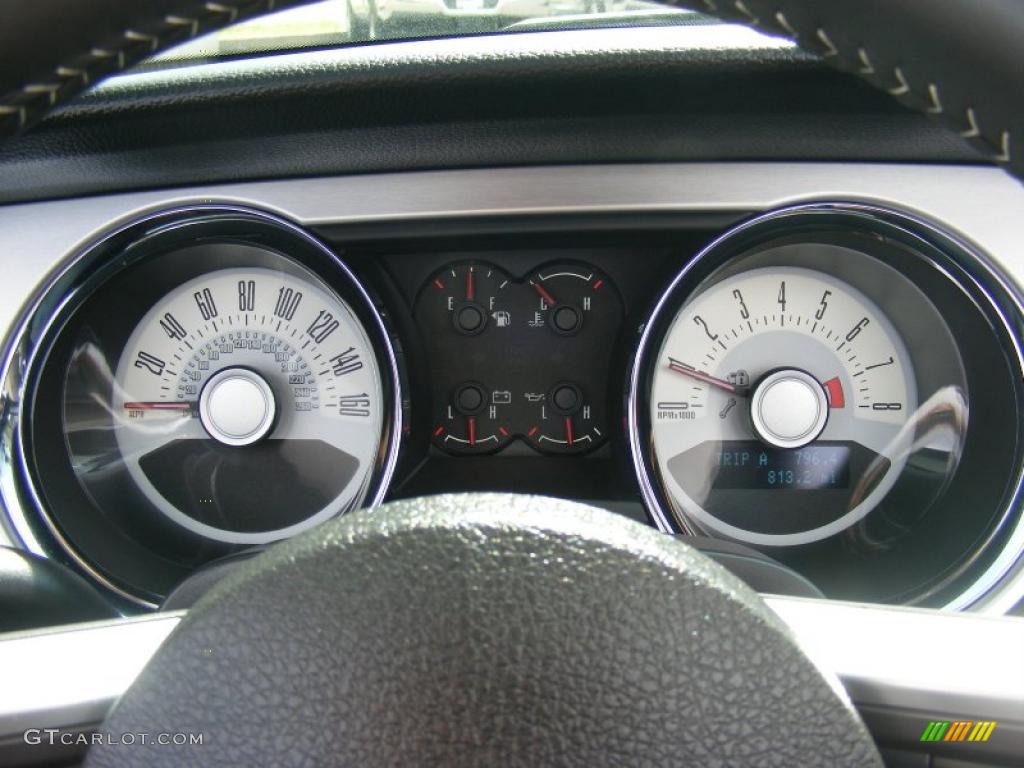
[630,204,1024,607]
[649,266,916,545]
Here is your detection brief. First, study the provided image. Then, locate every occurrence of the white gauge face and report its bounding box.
[113,267,385,544]
[650,266,916,546]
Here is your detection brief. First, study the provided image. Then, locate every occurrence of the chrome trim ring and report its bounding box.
[627,202,1024,611]
[0,204,404,608]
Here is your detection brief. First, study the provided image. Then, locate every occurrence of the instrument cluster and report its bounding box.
[5,202,1024,612]
[414,261,621,455]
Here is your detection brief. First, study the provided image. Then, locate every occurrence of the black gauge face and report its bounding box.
[521,265,618,453]
[418,263,515,453]
[415,261,623,455]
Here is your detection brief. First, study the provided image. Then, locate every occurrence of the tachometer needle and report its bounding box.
[123,401,194,411]
[531,280,557,307]
[667,357,750,396]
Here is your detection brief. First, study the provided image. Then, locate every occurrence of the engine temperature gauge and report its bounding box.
[527,264,608,335]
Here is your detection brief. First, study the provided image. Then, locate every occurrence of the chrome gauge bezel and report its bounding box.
[628,203,1024,610]
[0,205,403,607]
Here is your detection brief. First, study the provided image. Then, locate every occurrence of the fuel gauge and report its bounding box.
[429,263,511,335]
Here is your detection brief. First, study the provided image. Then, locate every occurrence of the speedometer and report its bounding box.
[114,267,383,544]
[650,266,916,545]
[15,207,401,604]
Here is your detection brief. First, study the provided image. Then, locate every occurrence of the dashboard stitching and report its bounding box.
[687,2,1017,172]
[0,0,1015,174]
[0,1,306,136]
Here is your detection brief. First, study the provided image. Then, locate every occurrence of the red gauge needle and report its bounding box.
[466,267,475,301]
[667,357,750,396]
[564,416,574,447]
[468,416,476,446]
[123,401,194,411]
[531,281,557,307]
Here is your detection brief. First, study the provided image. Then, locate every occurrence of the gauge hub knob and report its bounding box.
[749,369,828,449]
[199,367,277,447]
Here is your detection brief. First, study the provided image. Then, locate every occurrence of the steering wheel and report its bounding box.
[1,1,1019,765]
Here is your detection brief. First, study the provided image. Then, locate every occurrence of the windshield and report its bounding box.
[146,0,717,65]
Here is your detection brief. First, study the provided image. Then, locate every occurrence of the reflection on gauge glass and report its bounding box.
[650,266,920,545]
[106,267,384,544]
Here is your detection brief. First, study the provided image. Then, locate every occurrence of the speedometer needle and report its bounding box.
[667,357,750,396]
[123,401,194,411]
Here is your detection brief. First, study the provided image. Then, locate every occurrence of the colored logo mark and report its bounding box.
[920,721,997,742]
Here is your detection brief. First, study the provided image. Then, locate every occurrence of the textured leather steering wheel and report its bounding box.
[85,495,881,767]
[0,0,1021,179]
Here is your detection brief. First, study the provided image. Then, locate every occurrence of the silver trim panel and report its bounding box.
[0,163,1023,610]
[0,164,1022,345]
[0,614,182,738]
[1,598,1020,753]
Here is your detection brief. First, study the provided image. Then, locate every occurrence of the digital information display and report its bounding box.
[714,442,851,490]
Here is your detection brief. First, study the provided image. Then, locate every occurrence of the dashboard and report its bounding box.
[1,163,1023,615]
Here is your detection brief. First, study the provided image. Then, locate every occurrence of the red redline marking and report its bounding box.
[565,417,574,447]
[468,416,476,446]
[432,278,444,290]
[123,402,192,410]
[528,426,539,437]
[823,376,845,408]
[433,426,445,437]
[593,279,603,291]
[531,281,557,306]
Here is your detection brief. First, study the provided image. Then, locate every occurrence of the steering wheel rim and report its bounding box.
[83,494,882,767]
[0,0,1021,179]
